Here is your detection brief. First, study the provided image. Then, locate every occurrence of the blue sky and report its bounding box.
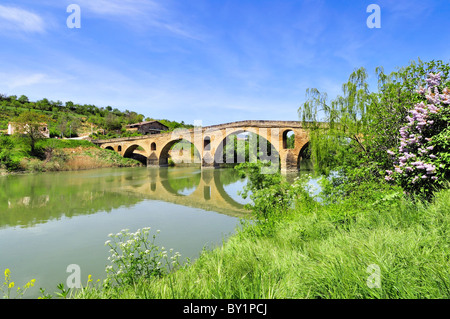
[0,0,449,126]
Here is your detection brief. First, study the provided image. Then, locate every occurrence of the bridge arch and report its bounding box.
[123,144,139,158]
[212,129,280,167]
[123,143,150,165]
[158,138,201,166]
[298,141,310,161]
[204,136,211,151]
[297,141,312,170]
[282,130,295,149]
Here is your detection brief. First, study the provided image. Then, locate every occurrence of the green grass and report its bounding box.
[37,138,95,149]
[73,185,450,299]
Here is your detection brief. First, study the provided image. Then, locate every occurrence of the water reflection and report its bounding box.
[0,167,250,229]
[0,167,250,298]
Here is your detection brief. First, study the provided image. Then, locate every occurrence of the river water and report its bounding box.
[0,165,313,298]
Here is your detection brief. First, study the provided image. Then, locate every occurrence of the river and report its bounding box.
[0,165,313,298]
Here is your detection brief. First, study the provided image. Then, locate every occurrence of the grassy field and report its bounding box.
[72,181,450,299]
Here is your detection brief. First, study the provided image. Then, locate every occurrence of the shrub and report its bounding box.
[385,72,450,198]
[104,228,181,287]
[235,162,314,233]
[0,135,21,171]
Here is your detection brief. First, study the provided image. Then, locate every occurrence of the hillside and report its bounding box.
[0,93,194,174]
[0,93,193,139]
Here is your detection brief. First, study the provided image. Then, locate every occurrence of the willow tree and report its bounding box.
[299,67,376,178]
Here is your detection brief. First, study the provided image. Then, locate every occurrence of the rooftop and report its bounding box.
[125,120,168,128]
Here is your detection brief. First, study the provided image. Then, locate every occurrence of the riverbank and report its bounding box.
[0,137,142,175]
[71,177,450,299]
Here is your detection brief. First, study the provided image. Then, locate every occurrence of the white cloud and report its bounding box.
[0,5,45,33]
[0,72,62,90]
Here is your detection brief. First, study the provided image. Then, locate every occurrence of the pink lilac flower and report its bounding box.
[387,72,443,188]
[416,86,426,94]
[426,72,441,87]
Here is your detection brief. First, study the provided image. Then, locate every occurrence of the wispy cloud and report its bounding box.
[381,0,435,19]
[0,72,62,90]
[0,4,45,34]
[72,0,201,40]
[74,0,159,17]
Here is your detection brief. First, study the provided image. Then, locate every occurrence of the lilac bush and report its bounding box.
[385,72,450,196]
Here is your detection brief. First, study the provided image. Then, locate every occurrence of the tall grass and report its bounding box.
[75,185,450,299]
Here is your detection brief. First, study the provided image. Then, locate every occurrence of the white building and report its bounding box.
[8,122,50,138]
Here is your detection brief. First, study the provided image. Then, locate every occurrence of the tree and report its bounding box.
[18,95,29,104]
[56,116,69,138]
[105,113,122,131]
[299,67,374,177]
[65,101,75,111]
[13,111,50,154]
[125,111,144,124]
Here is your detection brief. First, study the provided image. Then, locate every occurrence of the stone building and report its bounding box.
[7,122,50,138]
[125,120,169,135]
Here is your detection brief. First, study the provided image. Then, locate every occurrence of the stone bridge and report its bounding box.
[92,120,311,171]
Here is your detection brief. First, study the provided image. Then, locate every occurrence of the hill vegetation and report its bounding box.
[0,93,193,139]
[0,93,193,173]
